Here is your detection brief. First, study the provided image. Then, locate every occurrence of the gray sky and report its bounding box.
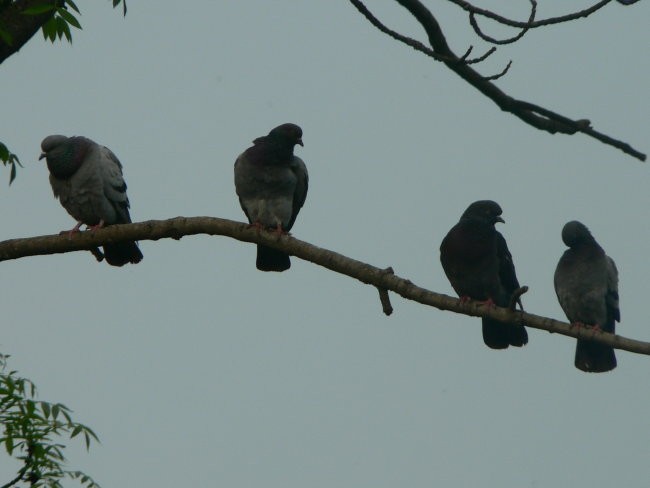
[1,1,649,486]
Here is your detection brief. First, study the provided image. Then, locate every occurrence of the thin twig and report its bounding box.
[446,0,613,29]
[377,267,395,316]
[349,0,447,61]
[468,0,536,45]
[464,47,496,65]
[509,286,528,311]
[349,0,486,65]
[482,60,512,81]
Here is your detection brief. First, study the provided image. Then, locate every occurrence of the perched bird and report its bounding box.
[554,221,619,373]
[440,200,528,349]
[234,123,308,272]
[40,135,143,266]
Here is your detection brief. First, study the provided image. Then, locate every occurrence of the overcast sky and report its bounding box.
[1,1,649,486]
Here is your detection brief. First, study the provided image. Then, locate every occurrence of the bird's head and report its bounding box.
[39,134,69,161]
[561,220,595,248]
[461,200,505,225]
[267,123,303,148]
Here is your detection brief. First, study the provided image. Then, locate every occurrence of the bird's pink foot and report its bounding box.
[570,322,603,339]
[459,296,472,304]
[60,222,83,239]
[248,221,264,233]
[478,298,496,309]
[570,321,590,329]
[88,220,105,233]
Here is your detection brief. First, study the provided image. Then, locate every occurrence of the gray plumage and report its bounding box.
[40,135,143,266]
[234,123,308,272]
[554,221,619,372]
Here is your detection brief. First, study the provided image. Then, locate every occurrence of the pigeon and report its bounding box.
[440,200,528,349]
[234,123,308,272]
[554,221,619,373]
[40,135,143,266]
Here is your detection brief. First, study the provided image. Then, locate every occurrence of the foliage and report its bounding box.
[22,1,126,44]
[0,142,21,185]
[0,353,100,488]
[31,1,82,44]
[0,0,126,184]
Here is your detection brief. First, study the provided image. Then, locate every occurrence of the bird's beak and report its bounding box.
[297,138,303,147]
[496,216,505,224]
[39,152,46,160]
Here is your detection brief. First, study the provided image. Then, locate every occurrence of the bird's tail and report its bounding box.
[482,318,528,349]
[103,241,143,267]
[256,244,290,272]
[575,340,617,372]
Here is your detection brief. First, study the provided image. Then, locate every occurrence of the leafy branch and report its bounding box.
[0,0,126,54]
[0,354,100,488]
[0,142,21,185]
[0,0,127,182]
[0,216,648,358]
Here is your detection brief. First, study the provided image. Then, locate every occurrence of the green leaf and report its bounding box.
[62,23,72,42]
[9,162,16,185]
[42,18,57,42]
[60,409,72,424]
[55,16,72,42]
[57,8,81,29]
[5,435,13,455]
[70,425,82,438]
[51,403,60,420]
[65,0,80,13]
[113,0,127,16]
[22,5,56,15]
[41,402,51,419]
[84,426,99,442]
[0,142,8,161]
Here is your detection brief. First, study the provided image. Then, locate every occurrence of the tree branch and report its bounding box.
[468,0,535,45]
[446,0,614,29]
[349,0,646,161]
[1,461,28,488]
[0,0,61,65]
[1,216,648,357]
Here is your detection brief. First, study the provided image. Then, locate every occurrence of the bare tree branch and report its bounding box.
[447,0,614,29]
[1,216,648,357]
[349,0,448,63]
[459,46,496,65]
[482,60,512,81]
[349,0,646,161]
[468,0,536,45]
